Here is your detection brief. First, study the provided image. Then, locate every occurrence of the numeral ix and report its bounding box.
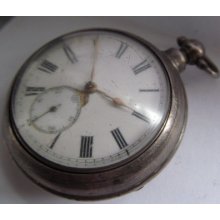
[25,87,45,96]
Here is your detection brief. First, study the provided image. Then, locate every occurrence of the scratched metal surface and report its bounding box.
[0,17,220,204]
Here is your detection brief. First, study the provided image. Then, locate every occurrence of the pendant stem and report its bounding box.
[165,36,219,78]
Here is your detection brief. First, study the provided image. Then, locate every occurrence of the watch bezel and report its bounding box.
[9,28,172,173]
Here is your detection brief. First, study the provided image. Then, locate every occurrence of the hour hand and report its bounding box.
[96,88,133,111]
[96,88,149,123]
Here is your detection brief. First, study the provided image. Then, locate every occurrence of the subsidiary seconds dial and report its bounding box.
[29,86,81,134]
[11,30,170,169]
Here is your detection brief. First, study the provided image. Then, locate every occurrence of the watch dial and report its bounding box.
[11,30,170,170]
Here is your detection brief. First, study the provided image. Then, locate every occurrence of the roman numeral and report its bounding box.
[111,128,128,149]
[139,89,159,92]
[49,132,62,149]
[38,60,58,73]
[132,111,149,123]
[133,59,151,74]
[80,136,93,158]
[115,42,128,58]
[25,87,45,96]
[63,44,78,63]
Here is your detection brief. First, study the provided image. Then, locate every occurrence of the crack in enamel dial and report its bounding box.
[11,30,170,170]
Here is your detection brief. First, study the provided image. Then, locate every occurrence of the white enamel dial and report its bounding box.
[11,30,170,169]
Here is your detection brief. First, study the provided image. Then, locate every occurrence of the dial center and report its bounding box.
[84,81,97,93]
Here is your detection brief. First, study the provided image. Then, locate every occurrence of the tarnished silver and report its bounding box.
[3,29,218,200]
[165,36,219,78]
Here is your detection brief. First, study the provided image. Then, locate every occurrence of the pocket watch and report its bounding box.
[4,29,219,200]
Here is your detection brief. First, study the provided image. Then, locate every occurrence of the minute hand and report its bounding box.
[90,37,99,82]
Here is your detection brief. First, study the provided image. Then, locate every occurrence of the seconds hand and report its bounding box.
[29,104,61,125]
